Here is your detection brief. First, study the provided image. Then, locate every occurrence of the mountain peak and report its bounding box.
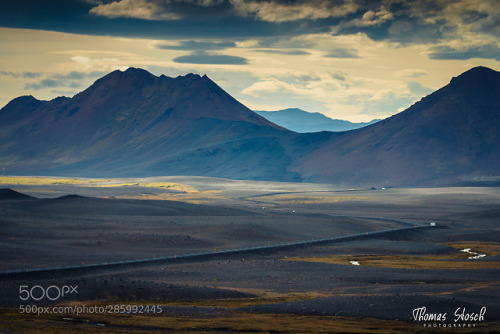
[28,67,282,128]
[182,72,200,77]
[96,68,210,90]
[8,95,38,104]
[105,67,156,82]
[459,66,497,76]
[449,66,499,86]
[0,95,43,118]
[123,66,148,74]
[176,72,202,81]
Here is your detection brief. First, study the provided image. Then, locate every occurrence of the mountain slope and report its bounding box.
[0,68,318,180]
[255,108,379,132]
[293,66,500,186]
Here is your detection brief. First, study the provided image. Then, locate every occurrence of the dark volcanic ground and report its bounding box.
[0,180,499,332]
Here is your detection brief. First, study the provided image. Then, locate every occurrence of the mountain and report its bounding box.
[293,66,500,186]
[0,66,498,186]
[0,68,328,181]
[255,108,379,132]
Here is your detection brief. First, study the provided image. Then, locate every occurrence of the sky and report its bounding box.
[0,0,499,122]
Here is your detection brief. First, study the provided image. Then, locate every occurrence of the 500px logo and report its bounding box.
[19,285,78,301]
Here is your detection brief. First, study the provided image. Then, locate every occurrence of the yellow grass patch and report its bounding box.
[284,242,500,270]
[250,194,373,204]
[92,182,197,193]
[115,190,226,203]
[148,291,333,308]
[0,176,198,193]
[1,287,498,332]
[3,307,489,333]
[0,176,106,185]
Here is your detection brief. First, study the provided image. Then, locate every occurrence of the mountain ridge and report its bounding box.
[0,68,305,181]
[255,108,380,132]
[1,66,498,186]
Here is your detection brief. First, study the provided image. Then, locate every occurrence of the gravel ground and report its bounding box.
[1,181,499,331]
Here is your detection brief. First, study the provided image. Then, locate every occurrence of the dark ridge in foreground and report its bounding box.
[51,194,88,201]
[2,190,256,217]
[0,188,36,200]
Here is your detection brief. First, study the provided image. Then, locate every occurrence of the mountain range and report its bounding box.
[293,66,500,186]
[255,108,379,132]
[0,66,498,186]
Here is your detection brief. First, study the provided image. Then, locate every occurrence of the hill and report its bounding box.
[255,108,379,132]
[0,188,36,200]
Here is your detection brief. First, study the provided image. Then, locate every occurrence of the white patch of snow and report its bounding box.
[460,248,486,260]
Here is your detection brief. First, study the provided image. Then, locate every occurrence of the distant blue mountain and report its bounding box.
[254,108,380,132]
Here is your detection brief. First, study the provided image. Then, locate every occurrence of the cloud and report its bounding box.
[324,48,359,58]
[173,52,248,64]
[274,73,323,86]
[38,79,58,88]
[251,49,309,55]
[1,0,498,53]
[359,78,434,117]
[83,0,499,50]
[231,0,359,23]
[385,19,448,44]
[157,40,236,50]
[251,36,316,49]
[362,90,419,116]
[0,71,42,79]
[242,77,331,98]
[332,71,347,81]
[0,70,104,91]
[337,15,448,45]
[242,79,291,96]
[329,0,500,46]
[394,69,428,78]
[240,78,331,114]
[428,43,500,61]
[242,74,344,100]
[23,71,106,91]
[70,55,131,71]
[90,0,176,20]
[407,81,432,96]
[89,0,225,20]
[53,71,88,80]
[421,0,500,38]
[344,8,394,28]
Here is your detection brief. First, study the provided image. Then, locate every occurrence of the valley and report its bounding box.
[0,178,499,332]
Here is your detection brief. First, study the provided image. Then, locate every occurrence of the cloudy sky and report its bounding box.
[0,0,499,122]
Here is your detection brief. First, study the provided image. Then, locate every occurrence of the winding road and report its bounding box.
[0,216,433,279]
